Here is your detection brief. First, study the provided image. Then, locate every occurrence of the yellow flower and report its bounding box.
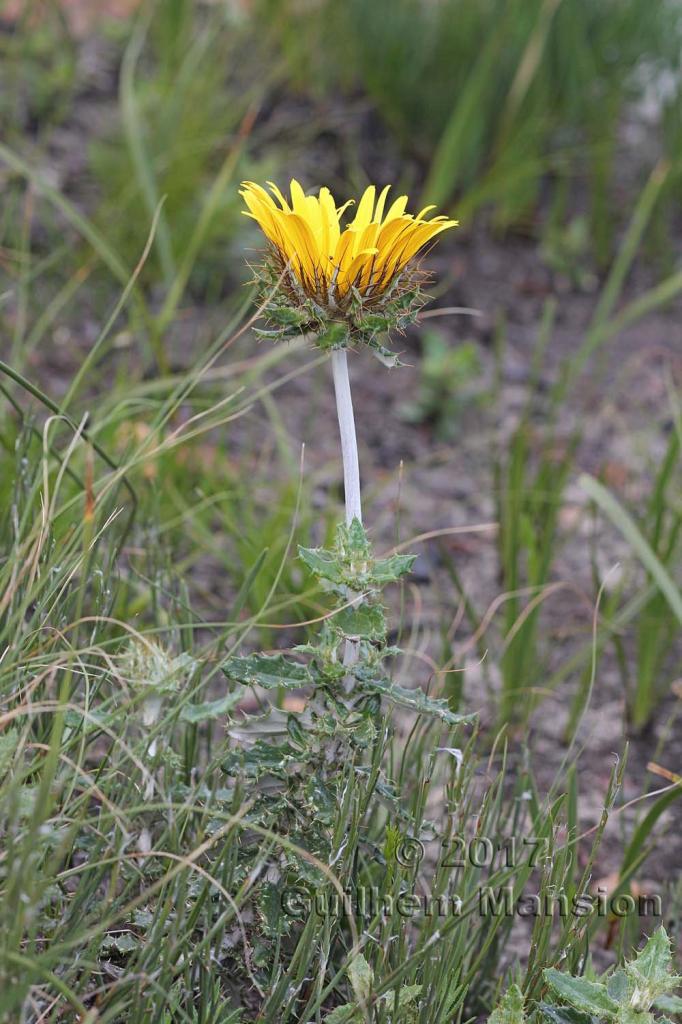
[240,179,458,308]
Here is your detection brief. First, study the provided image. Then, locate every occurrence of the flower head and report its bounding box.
[240,179,457,358]
[120,640,196,728]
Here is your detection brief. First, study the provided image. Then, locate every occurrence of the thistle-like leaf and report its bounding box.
[299,519,415,592]
[489,985,527,1024]
[624,928,682,1011]
[333,604,387,642]
[537,1002,597,1024]
[348,953,373,1004]
[543,970,619,1018]
[180,691,244,723]
[357,674,475,726]
[369,552,416,584]
[222,653,315,690]
[265,305,311,328]
[654,996,682,1014]
[297,544,346,588]
[316,322,350,349]
[223,739,304,779]
[324,1006,360,1024]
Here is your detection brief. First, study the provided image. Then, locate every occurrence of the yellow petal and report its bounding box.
[336,199,355,219]
[266,180,291,212]
[239,179,458,302]
[382,195,408,223]
[349,185,376,233]
[286,213,321,281]
[384,221,454,281]
[415,205,437,221]
[371,222,421,288]
[241,192,287,250]
[289,179,309,217]
[337,247,379,293]
[373,184,392,224]
[303,194,324,248]
[371,217,415,278]
[333,228,359,277]
[358,250,380,291]
[241,181,277,211]
[318,186,338,258]
[355,222,380,258]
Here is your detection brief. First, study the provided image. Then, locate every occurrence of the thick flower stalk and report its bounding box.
[240,179,457,526]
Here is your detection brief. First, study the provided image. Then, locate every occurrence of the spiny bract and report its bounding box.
[240,179,458,357]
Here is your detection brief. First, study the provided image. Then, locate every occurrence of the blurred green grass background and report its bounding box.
[3,0,682,284]
[1,0,680,741]
[0,2,681,1018]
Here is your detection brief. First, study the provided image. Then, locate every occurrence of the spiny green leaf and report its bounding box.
[180,690,243,722]
[298,544,345,587]
[370,552,416,583]
[333,603,386,642]
[355,313,390,332]
[339,517,372,559]
[388,983,422,1008]
[317,322,350,349]
[101,931,140,955]
[345,712,377,747]
[537,1002,596,1024]
[299,521,415,591]
[628,928,677,985]
[304,775,338,823]
[489,985,527,1024]
[222,653,315,690]
[543,970,619,1018]
[625,928,682,1010]
[654,995,682,1014]
[608,971,631,1003]
[370,345,402,368]
[286,713,307,749]
[254,327,289,340]
[324,1006,360,1024]
[358,675,476,726]
[223,739,304,779]
[348,952,373,1004]
[266,305,311,327]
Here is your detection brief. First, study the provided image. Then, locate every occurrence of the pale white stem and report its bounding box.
[331,348,362,526]
[330,348,362,685]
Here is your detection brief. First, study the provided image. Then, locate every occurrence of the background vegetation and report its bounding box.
[0,0,680,1021]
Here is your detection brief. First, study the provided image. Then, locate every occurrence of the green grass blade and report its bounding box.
[120,11,177,287]
[0,142,132,289]
[580,473,682,624]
